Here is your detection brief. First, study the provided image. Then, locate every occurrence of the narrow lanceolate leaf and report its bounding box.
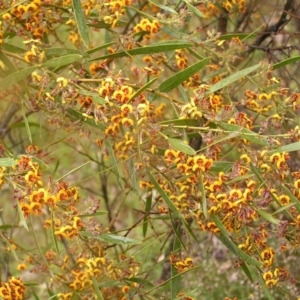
[159,57,210,92]
[17,202,29,231]
[92,276,104,300]
[0,54,82,90]
[199,174,207,219]
[148,0,178,14]
[90,40,192,61]
[0,158,16,167]
[211,215,262,267]
[168,138,196,155]
[183,0,205,18]
[273,56,300,70]
[97,233,141,245]
[44,48,82,57]
[257,273,276,300]
[255,209,280,225]
[87,41,116,54]
[148,170,181,218]
[72,0,90,48]
[208,63,260,94]
[129,77,158,102]
[105,141,123,188]
[268,141,300,154]
[0,66,36,90]
[42,54,82,68]
[143,193,152,237]
[218,122,269,146]
[282,185,300,213]
[22,110,32,144]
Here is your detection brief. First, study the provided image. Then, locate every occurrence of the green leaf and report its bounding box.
[159,57,210,92]
[148,170,181,218]
[87,41,116,54]
[148,0,177,14]
[1,43,25,54]
[44,48,83,57]
[183,0,205,18]
[0,66,36,90]
[199,174,207,219]
[23,282,40,287]
[42,54,82,68]
[256,209,280,225]
[208,63,260,94]
[73,0,90,48]
[268,141,300,154]
[0,158,16,167]
[282,185,300,213]
[273,56,300,70]
[90,40,192,61]
[79,211,108,217]
[79,89,108,104]
[50,211,59,253]
[67,108,107,130]
[257,273,276,300]
[210,161,233,173]
[168,138,196,155]
[143,194,152,237]
[211,215,262,267]
[129,77,158,102]
[218,122,269,146]
[97,233,141,245]
[56,161,91,182]
[22,110,32,144]
[0,225,14,230]
[92,276,104,300]
[219,33,257,41]
[241,262,253,282]
[159,118,199,126]
[125,277,154,288]
[17,201,29,231]
[105,140,123,188]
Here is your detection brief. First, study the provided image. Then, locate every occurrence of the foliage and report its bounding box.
[1,0,300,299]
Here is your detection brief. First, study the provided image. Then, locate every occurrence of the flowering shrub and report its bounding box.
[1,0,300,299]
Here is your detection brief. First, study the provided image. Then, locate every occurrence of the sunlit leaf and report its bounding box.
[92,276,104,300]
[17,200,29,231]
[199,174,207,219]
[209,63,260,93]
[148,0,177,14]
[44,48,83,57]
[129,77,158,102]
[211,215,262,267]
[79,211,108,217]
[0,158,16,167]
[282,185,300,213]
[168,138,196,155]
[218,122,269,146]
[0,66,36,90]
[273,56,300,70]
[159,57,210,92]
[42,54,82,68]
[183,0,205,18]
[73,0,90,48]
[97,233,141,245]
[143,193,152,237]
[148,170,182,218]
[79,89,108,104]
[105,141,123,188]
[91,40,192,61]
[125,277,154,287]
[256,209,280,225]
[268,141,300,154]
